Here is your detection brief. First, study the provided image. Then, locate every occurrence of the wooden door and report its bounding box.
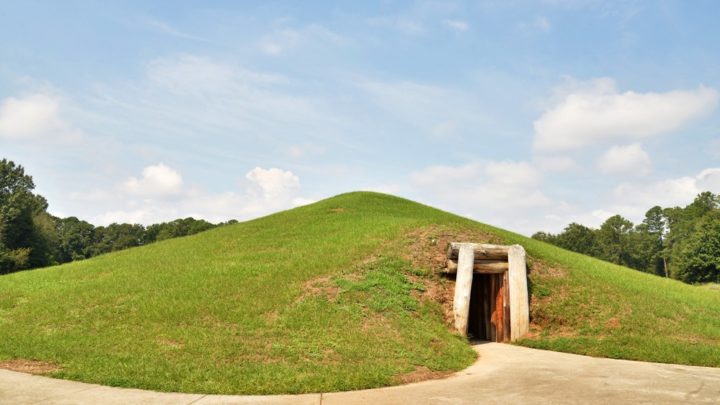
[469,273,511,342]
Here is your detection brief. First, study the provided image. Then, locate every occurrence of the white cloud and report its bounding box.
[484,161,543,189]
[368,16,424,35]
[519,16,551,32]
[361,184,402,195]
[696,168,720,192]
[245,167,300,198]
[534,167,720,233]
[534,156,576,172]
[96,209,160,225]
[411,160,550,226]
[534,16,552,31]
[72,165,310,225]
[597,143,651,176]
[291,197,316,207]
[258,24,346,56]
[122,163,184,197]
[147,55,235,91]
[430,120,458,137]
[444,19,469,32]
[612,167,720,210]
[86,53,349,158]
[259,29,300,56]
[0,93,62,138]
[356,79,488,138]
[141,17,207,42]
[410,160,553,234]
[533,78,719,151]
[411,161,545,203]
[146,54,286,94]
[287,144,325,158]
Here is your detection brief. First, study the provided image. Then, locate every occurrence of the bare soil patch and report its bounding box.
[157,338,185,349]
[403,225,500,273]
[297,275,342,303]
[0,359,60,374]
[392,366,454,384]
[528,259,567,279]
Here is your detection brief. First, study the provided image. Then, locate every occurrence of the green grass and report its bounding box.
[0,192,718,395]
[700,283,720,292]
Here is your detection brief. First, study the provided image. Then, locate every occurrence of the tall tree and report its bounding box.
[671,213,720,283]
[0,159,54,273]
[595,215,634,266]
[55,216,96,263]
[555,223,598,256]
[635,206,667,276]
[89,223,146,256]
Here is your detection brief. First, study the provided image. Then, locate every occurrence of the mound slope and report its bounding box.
[0,192,717,394]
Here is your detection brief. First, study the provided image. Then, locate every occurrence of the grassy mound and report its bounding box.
[0,192,718,394]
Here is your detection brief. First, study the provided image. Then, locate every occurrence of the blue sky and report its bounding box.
[1,0,719,235]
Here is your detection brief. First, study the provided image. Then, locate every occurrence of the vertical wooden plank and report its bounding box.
[469,277,481,338]
[508,245,529,341]
[490,274,499,342]
[453,244,475,335]
[504,271,511,342]
[495,274,505,342]
[483,276,490,340]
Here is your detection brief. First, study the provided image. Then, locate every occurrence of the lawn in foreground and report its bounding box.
[0,192,718,395]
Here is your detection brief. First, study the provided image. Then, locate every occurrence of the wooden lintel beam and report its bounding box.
[447,242,509,260]
[444,259,508,274]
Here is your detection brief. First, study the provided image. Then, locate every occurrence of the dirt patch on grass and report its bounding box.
[0,359,60,374]
[415,277,456,325]
[529,260,567,279]
[605,317,621,330]
[262,309,279,324]
[361,313,399,337]
[236,352,282,364]
[296,259,372,304]
[527,283,579,338]
[296,275,342,303]
[675,335,720,345]
[157,338,185,349]
[392,366,454,384]
[403,225,500,274]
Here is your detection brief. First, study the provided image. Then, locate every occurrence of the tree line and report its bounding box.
[0,159,235,275]
[532,192,720,284]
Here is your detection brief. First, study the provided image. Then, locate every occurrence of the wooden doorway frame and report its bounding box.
[445,243,529,342]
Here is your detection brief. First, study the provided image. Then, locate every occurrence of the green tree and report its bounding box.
[55,216,96,263]
[633,206,667,276]
[596,215,634,266]
[555,223,598,256]
[531,231,556,243]
[144,217,216,243]
[671,213,720,283]
[0,159,55,273]
[89,223,146,256]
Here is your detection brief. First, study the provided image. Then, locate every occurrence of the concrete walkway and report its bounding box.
[1,343,719,404]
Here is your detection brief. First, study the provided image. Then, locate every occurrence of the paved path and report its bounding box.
[1,343,719,404]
